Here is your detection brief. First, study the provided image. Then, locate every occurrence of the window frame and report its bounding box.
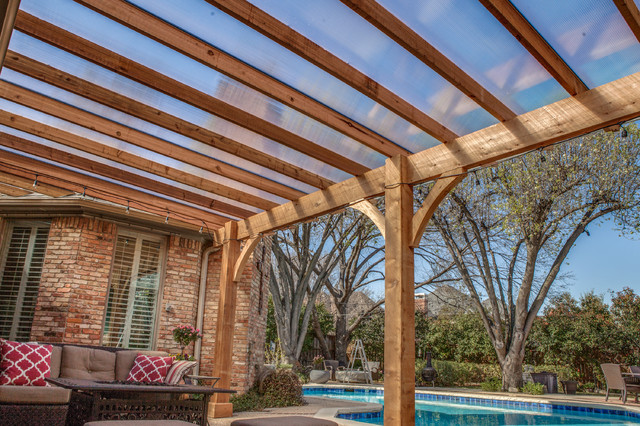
[101,228,167,350]
[0,220,51,341]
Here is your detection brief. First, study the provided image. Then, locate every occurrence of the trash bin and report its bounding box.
[531,372,558,393]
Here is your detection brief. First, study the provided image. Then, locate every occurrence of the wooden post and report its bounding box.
[209,221,241,418]
[384,155,415,425]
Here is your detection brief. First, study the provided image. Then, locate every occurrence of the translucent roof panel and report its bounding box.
[18,0,381,173]
[129,0,441,153]
[0,124,256,218]
[246,0,498,136]
[513,0,640,88]
[7,28,353,188]
[376,0,569,115]
[0,96,289,207]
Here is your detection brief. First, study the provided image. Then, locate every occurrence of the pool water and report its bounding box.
[303,388,640,425]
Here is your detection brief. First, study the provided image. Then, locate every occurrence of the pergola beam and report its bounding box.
[341,0,516,122]
[227,71,640,241]
[4,52,334,191]
[0,0,19,70]
[479,0,588,96]
[0,131,253,219]
[0,170,72,198]
[0,181,30,197]
[205,0,459,143]
[14,11,368,177]
[75,0,409,159]
[0,80,304,201]
[613,0,640,43]
[0,104,276,212]
[0,149,228,229]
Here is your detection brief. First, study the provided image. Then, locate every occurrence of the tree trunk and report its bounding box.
[334,301,349,365]
[501,335,525,391]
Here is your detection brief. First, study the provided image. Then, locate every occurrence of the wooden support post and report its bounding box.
[384,155,415,425]
[210,221,241,418]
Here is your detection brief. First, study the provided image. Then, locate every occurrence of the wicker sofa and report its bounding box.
[0,343,169,426]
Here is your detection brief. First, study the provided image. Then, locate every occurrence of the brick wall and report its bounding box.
[155,235,202,355]
[31,217,117,344]
[17,214,269,392]
[199,239,271,392]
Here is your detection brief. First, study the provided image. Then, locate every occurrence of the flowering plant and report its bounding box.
[172,325,202,357]
[312,354,324,369]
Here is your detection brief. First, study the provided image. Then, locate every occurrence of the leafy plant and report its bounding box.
[172,325,202,357]
[261,369,304,407]
[231,388,265,412]
[521,382,545,395]
[481,377,502,392]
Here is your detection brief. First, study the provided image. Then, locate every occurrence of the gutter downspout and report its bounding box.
[194,245,220,374]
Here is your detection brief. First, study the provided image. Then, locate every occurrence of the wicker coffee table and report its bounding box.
[46,378,234,426]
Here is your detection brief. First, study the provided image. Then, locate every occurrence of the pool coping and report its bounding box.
[304,384,640,424]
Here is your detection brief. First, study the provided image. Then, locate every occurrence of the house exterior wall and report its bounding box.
[4,214,269,392]
[198,239,271,391]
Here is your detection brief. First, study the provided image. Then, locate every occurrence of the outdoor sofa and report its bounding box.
[0,342,171,426]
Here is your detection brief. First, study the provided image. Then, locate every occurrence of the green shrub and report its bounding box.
[261,369,304,407]
[481,377,502,392]
[521,382,545,395]
[415,359,501,387]
[578,382,595,393]
[231,388,265,412]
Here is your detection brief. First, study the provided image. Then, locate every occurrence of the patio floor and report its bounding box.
[208,384,640,425]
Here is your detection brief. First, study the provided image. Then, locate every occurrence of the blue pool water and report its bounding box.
[303,387,640,425]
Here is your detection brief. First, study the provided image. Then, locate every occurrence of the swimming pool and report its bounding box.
[303,387,640,425]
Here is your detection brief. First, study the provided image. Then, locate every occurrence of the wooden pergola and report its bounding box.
[2,0,640,423]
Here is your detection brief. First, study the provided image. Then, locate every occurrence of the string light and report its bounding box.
[165,212,170,224]
[621,126,628,139]
[82,186,86,198]
[33,174,38,188]
[199,226,203,234]
[125,201,130,214]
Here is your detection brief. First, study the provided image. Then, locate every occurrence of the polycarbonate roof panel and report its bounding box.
[376,0,569,115]
[246,0,498,136]
[18,0,379,175]
[129,0,440,154]
[7,32,351,187]
[0,96,290,206]
[512,0,640,88]
[0,124,257,218]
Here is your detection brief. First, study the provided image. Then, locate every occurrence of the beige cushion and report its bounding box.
[60,346,116,381]
[115,350,169,381]
[0,385,71,404]
[50,345,62,378]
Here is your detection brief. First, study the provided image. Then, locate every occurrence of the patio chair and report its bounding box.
[323,360,339,381]
[601,363,640,404]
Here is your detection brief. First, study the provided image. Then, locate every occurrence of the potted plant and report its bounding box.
[172,324,203,360]
[309,355,330,384]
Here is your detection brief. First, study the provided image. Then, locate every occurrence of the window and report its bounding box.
[0,221,50,341]
[102,230,165,350]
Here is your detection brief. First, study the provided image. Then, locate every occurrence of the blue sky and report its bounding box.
[561,218,640,304]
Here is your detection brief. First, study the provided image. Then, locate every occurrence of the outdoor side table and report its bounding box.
[46,377,234,426]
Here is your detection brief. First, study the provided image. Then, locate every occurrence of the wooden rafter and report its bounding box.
[75,0,409,158]
[0,182,31,197]
[0,149,228,229]
[205,0,459,143]
[226,70,640,242]
[0,80,304,201]
[0,0,19,69]
[0,110,276,211]
[0,131,253,219]
[4,52,333,190]
[341,0,516,122]
[0,170,72,198]
[14,11,369,177]
[479,0,588,96]
[613,0,640,43]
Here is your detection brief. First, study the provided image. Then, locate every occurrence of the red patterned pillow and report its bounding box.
[0,341,52,386]
[126,354,173,383]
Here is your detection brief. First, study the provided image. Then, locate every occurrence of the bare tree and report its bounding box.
[269,213,363,363]
[426,128,640,390]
